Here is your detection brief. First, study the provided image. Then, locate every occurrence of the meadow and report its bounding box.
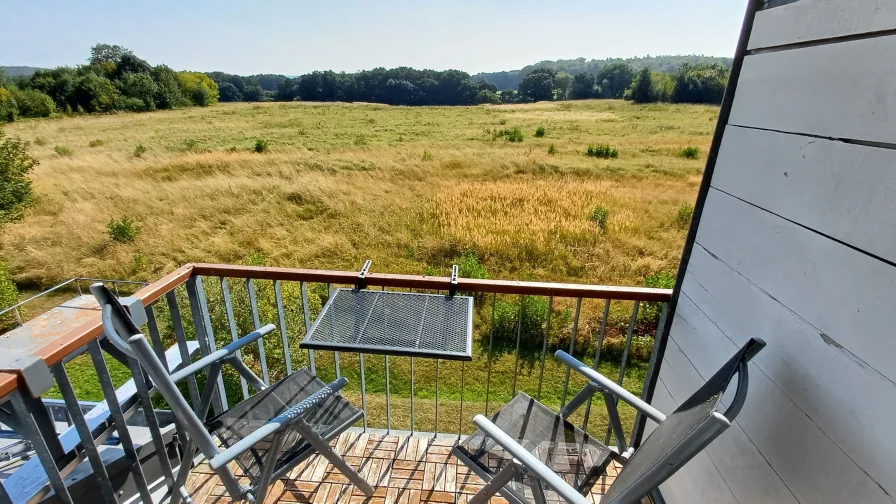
[1,99,715,434]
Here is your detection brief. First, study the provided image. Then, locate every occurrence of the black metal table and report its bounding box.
[299,288,474,361]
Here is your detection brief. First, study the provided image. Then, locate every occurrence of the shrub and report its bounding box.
[585,144,618,159]
[107,215,141,243]
[0,130,37,224]
[600,335,654,363]
[681,146,700,159]
[10,88,55,118]
[54,145,73,157]
[589,205,609,230]
[547,144,557,155]
[88,139,105,148]
[133,143,147,158]
[34,137,48,147]
[253,139,269,154]
[640,271,676,324]
[457,251,489,280]
[422,150,432,161]
[494,127,524,143]
[0,260,19,330]
[534,126,546,138]
[676,203,694,229]
[0,89,18,122]
[490,296,572,352]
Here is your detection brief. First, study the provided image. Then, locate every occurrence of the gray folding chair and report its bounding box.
[90,283,374,504]
[454,338,765,504]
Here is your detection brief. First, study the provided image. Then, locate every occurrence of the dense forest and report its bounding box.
[0,46,731,122]
[471,55,732,90]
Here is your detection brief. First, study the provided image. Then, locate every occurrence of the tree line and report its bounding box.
[0,44,219,122]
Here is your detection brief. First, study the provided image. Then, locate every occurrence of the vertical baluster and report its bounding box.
[127,353,176,492]
[52,363,119,503]
[328,283,341,379]
[166,291,201,407]
[246,278,270,385]
[511,295,524,396]
[145,302,168,371]
[485,294,496,416]
[435,359,440,435]
[113,282,120,297]
[605,301,640,445]
[459,361,466,437]
[300,282,316,373]
[13,307,23,327]
[560,298,583,409]
[631,302,669,445]
[385,355,391,433]
[221,278,249,400]
[536,296,553,401]
[583,299,611,433]
[194,276,228,411]
[410,357,415,434]
[88,340,154,504]
[8,390,74,504]
[274,280,293,375]
[359,353,368,430]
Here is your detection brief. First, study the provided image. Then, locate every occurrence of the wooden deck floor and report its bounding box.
[186,431,639,504]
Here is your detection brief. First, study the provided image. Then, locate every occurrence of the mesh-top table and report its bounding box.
[300,288,474,360]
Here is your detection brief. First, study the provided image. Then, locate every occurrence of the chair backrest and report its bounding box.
[603,338,766,504]
[90,283,141,359]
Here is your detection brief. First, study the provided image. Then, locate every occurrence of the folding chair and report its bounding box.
[90,283,374,503]
[454,338,765,504]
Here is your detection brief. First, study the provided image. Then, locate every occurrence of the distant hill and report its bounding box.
[472,55,733,90]
[0,66,44,77]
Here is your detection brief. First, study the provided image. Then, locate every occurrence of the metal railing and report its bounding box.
[0,263,672,503]
[0,277,148,329]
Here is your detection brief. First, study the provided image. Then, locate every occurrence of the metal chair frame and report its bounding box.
[90,283,374,504]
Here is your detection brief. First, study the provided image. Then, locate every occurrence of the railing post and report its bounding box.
[186,276,226,414]
[631,302,669,446]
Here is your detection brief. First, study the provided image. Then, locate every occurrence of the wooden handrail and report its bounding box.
[190,263,673,302]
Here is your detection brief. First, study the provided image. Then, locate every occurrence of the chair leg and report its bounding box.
[254,431,286,504]
[470,462,519,504]
[170,435,195,504]
[293,420,375,496]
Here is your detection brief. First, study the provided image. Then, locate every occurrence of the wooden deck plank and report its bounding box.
[187,432,645,503]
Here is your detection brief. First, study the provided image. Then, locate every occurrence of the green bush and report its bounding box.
[490,296,572,352]
[88,139,104,148]
[590,205,609,230]
[681,146,700,159]
[10,88,55,118]
[640,271,675,324]
[457,251,489,280]
[547,144,557,155]
[0,130,37,224]
[586,144,618,159]
[534,126,546,138]
[0,89,18,122]
[422,150,432,161]
[253,139,268,154]
[107,215,141,243]
[503,127,524,143]
[0,260,19,331]
[54,145,73,157]
[676,203,694,229]
[600,335,654,362]
[133,143,147,157]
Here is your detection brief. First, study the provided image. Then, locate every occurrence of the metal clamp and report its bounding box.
[1,357,54,397]
[356,260,372,290]
[449,264,459,296]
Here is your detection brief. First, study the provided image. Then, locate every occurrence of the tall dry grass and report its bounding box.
[1,99,715,288]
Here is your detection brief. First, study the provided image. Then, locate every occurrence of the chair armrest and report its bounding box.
[472,415,590,504]
[170,324,275,383]
[209,376,348,470]
[554,350,666,424]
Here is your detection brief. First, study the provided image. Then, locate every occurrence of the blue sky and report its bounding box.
[3,0,749,75]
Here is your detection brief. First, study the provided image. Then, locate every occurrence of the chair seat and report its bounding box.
[455,393,615,502]
[206,368,362,485]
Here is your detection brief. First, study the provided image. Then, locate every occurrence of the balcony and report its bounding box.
[0,263,670,503]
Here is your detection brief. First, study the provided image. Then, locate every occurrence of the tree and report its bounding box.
[596,63,635,99]
[0,89,17,122]
[0,129,37,224]
[218,82,242,102]
[151,65,185,109]
[569,72,596,100]
[89,43,133,66]
[178,72,219,106]
[500,89,518,104]
[553,71,572,100]
[518,68,556,102]
[671,63,729,104]
[113,53,152,79]
[73,72,119,112]
[474,89,500,105]
[9,88,55,117]
[118,72,159,110]
[628,67,654,104]
[242,84,263,102]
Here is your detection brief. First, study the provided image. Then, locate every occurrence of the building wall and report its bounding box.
[648,1,896,502]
